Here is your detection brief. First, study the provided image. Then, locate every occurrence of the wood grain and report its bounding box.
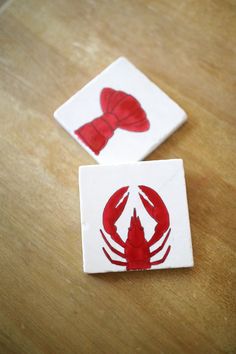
[0,0,235,353]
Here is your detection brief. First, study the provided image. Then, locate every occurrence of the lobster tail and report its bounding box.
[74,88,150,155]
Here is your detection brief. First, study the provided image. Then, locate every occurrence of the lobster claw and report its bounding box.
[103,186,129,236]
[138,185,170,245]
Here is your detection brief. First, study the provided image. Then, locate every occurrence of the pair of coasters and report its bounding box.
[54,58,193,273]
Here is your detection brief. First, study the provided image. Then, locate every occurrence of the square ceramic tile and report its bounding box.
[79,159,193,273]
[54,57,187,164]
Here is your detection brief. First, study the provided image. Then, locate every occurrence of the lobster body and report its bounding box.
[125,209,151,270]
[125,242,151,271]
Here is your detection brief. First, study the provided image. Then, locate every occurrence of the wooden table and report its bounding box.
[0,1,235,353]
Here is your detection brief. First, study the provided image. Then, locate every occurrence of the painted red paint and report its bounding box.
[100,185,171,271]
[74,88,150,155]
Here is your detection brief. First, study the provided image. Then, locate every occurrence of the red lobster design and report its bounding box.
[100,185,171,271]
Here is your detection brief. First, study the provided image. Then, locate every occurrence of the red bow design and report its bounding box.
[74,88,150,155]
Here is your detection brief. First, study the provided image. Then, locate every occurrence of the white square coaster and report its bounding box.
[79,159,193,273]
[54,57,187,164]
